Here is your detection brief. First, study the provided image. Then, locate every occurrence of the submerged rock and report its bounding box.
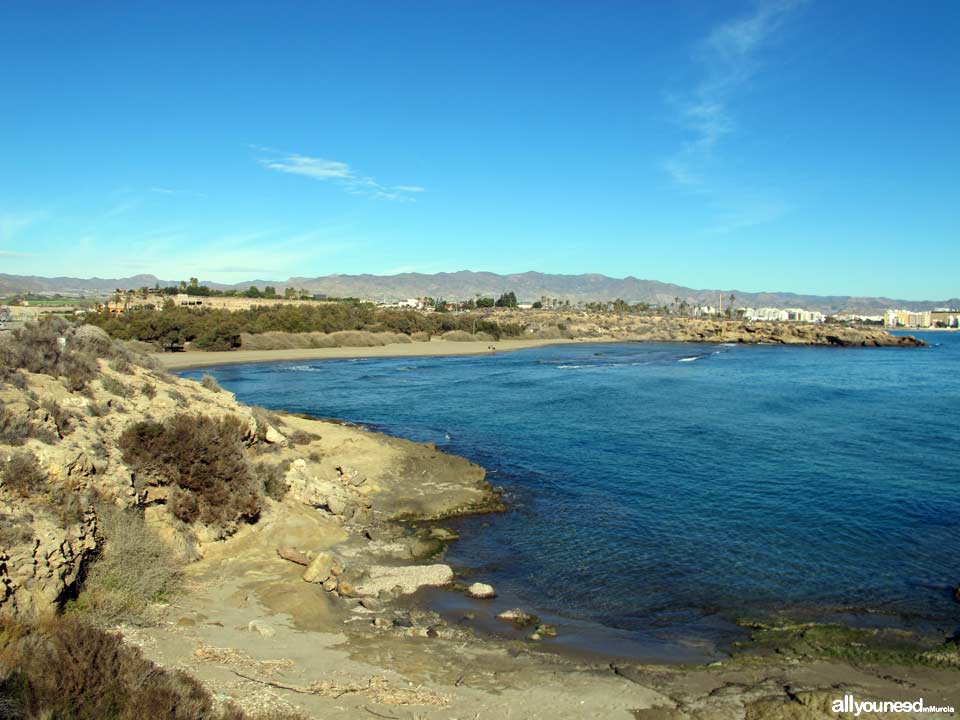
[496,608,540,628]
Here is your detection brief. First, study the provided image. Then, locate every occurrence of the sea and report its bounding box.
[179,331,960,661]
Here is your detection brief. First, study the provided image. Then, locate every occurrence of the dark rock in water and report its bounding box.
[393,615,414,628]
[429,527,460,542]
[953,584,960,602]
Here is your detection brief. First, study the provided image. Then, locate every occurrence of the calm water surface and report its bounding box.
[181,332,960,658]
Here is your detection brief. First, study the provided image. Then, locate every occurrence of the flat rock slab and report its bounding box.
[355,564,454,596]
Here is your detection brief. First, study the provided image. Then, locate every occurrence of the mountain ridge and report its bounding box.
[1,271,956,314]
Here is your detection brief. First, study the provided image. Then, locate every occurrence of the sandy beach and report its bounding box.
[153,337,587,370]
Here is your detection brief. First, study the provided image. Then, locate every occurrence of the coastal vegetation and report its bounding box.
[83,303,523,350]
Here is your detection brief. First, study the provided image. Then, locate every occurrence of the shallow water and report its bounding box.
[181,331,960,656]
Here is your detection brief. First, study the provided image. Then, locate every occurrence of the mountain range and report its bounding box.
[1,271,956,315]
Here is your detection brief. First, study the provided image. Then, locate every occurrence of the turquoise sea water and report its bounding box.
[181,331,960,658]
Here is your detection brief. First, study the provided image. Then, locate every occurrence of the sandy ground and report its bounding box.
[154,337,591,371]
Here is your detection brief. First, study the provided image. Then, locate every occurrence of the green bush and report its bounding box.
[118,414,262,529]
[83,302,524,350]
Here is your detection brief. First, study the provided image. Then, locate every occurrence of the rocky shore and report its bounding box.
[499,310,928,348]
[2,323,955,719]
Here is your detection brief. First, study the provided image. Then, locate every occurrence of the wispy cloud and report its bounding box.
[0,211,46,243]
[254,146,425,201]
[0,249,32,258]
[666,0,806,186]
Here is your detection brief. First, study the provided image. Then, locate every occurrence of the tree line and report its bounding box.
[84,303,524,350]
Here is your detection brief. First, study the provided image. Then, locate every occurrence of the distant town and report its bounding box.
[1,280,958,333]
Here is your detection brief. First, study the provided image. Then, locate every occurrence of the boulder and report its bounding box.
[466,582,497,599]
[277,547,311,566]
[263,424,288,446]
[301,552,342,584]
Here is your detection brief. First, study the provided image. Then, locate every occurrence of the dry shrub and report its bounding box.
[140,381,157,399]
[0,319,97,390]
[0,614,251,720]
[72,505,181,625]
[86,400,110,417]
[42,399,79,438]
[328,330,386,347]
[441,330,478,342]
[0,370,28,390]
[287,429,320,447]
[0,511,34,547]
[254,460,290,502]
[411,331,431,342]
[1,401,56,446]
[122,339,161,356]
[108,354,134,374]
[101,374,132,398]
[200,374,222,393]
[240,329,413,350]
[1,451,47,498]
[118,414,262,529]
[166,388,187,406]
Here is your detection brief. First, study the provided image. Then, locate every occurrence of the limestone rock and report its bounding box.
[466,582,497,599]
[263,424,288,446]
[247,620,275,637]
[353,564,454,597]
[302,552,342,584]
[277,546,311,566]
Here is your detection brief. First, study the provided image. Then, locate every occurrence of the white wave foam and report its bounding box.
[677,356,701,363]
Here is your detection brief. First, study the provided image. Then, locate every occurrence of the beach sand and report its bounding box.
[153,337,588,370]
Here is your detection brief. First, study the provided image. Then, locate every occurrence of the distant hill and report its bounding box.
[1,271,956,314]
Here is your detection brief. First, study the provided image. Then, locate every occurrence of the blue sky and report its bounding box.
[1,1,957,299]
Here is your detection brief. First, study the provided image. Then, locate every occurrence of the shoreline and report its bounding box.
[153,336,589,371]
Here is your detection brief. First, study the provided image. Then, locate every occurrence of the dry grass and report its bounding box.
[200,374,223,393]
[240,330,413,351]
[71,505,182,625]
[440,330,496,342]
[101,374,132,398]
